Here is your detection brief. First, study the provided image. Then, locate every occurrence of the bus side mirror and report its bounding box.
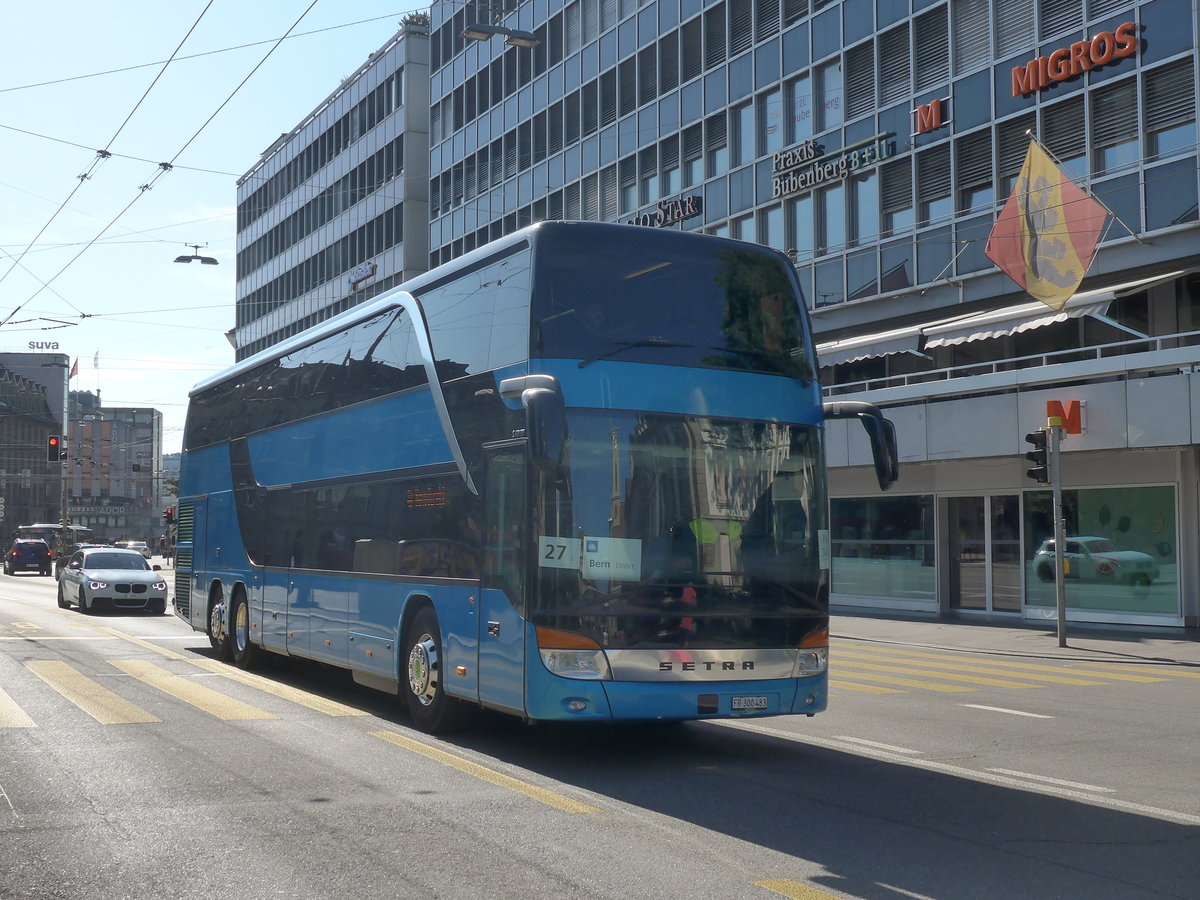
[522,387,566,473]
[823,400,899,491]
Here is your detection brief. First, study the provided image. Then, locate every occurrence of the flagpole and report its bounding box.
[1025,130,1146,244]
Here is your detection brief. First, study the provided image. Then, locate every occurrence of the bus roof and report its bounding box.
[192,221,552,397]
[193,221,774,398]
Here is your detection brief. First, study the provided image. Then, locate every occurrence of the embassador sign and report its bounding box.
[1011,21,1138,96]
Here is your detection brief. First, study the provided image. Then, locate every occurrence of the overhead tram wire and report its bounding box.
[10,0,322,323]
[0,11,415,95]
[0,0,218,323]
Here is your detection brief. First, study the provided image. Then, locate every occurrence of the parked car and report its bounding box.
[1033,536,1159,590]
[4,539,52,576]
[56,547,168,614]
[127,541,152,559]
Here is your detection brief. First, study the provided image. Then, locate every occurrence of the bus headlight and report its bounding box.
[536,626,612,680]
[792,648,828,676]
[793,627,828,676]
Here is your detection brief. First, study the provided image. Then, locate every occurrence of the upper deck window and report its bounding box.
[531,226,813,380]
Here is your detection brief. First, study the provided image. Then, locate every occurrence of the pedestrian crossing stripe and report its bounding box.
[836,659,1046,690]
[0,685,36,728]
[26,660,161,725]
[833,670,974,693]
[109,659,277,721]
[836,642,1170,683]
[835,648,1110,686]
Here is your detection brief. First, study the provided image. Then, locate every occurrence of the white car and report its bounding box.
[56,547,168,615]
[127,540,152,559]
[1033,536,1159,590]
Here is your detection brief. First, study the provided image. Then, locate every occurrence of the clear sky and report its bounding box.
[0,1,422,454]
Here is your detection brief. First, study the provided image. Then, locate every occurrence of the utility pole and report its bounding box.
[1048,417,1066,647]
[1025,417,1066,646]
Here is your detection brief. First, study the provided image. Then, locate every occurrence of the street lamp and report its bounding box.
[460,1,539,49]
[460,22,539,47]
[174,243,219,265]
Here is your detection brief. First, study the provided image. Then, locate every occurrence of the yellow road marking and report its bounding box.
[756,878,846,899]
[26,660,160,724]
[838,644,1167,683]
[833,671,974,693]
[97,627,188,660]
[829,679,906,695]
[1071,662,1200,680]
[0,686,36,727]
[372,730,600,814]
[188,657,369,717]
[836,660,1043,689]
[110,660,276,721]
[0,636,110,640]
[836,648,1107,686]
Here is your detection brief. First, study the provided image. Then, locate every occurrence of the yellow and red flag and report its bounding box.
[985,140,1108,310]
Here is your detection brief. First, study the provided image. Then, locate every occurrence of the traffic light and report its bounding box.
[162,507,175,525]
[46,435,61,462]
[1024,430,1049,483]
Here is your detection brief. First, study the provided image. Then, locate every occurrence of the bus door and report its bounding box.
[477,444,528,714]
[259,570,291,654]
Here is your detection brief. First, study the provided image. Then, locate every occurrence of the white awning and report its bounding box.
[813,326,923,367]
[816,271,1186,367]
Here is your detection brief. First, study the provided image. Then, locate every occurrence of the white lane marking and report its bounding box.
[833,736,922,755]
[712,720,1200,827]
[959,703,1054,719]
[987,768,1116,794]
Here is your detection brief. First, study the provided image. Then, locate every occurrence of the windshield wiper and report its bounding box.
[577,338,691,368]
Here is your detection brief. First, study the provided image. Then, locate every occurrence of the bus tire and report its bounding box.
[230,588,261,670]
[207,587,233,662]
[403,605,469,734]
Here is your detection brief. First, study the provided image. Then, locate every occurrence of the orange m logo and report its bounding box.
[1047,400,1083,434]
[915,98,944,134]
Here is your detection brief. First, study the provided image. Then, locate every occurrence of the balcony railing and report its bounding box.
[821,329,1200,404]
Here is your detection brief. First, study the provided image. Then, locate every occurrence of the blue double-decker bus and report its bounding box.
[176,221,896,732]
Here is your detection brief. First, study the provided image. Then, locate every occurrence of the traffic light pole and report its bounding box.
[1049,421,1067,648]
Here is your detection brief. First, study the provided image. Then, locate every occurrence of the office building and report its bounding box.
[231,19,431,361]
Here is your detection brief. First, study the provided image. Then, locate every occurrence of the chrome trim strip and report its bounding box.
[605,648,798,681]
[396,290,478,496]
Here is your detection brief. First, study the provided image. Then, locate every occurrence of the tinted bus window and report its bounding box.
[531,227,812,380]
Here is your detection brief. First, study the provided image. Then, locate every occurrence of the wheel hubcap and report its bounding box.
[209,600,226,643]
[408,633,439,707]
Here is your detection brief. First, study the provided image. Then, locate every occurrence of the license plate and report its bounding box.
[731,695,768,710]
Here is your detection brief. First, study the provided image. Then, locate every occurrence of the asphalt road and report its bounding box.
[1,571,1197,900]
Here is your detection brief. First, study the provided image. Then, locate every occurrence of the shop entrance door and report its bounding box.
[948,495,1021,612]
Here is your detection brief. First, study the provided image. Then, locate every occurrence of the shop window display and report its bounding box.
[1023,486,1178,616]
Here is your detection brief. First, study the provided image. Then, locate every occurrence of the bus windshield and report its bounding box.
[532,410,827,650]
[532,227,813,380]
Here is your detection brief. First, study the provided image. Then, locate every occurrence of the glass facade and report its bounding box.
[427,0,1197,307]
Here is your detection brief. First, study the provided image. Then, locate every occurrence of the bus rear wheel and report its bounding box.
[230,589,261,670]
[403,605,469,734]
[208,588,233,662]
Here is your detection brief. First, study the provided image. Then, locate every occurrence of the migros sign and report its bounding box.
[1011,21,1139,97]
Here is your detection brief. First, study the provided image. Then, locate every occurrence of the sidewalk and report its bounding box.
[832,610,1200,667]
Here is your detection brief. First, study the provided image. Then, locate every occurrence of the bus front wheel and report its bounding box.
[403,605,469,734]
